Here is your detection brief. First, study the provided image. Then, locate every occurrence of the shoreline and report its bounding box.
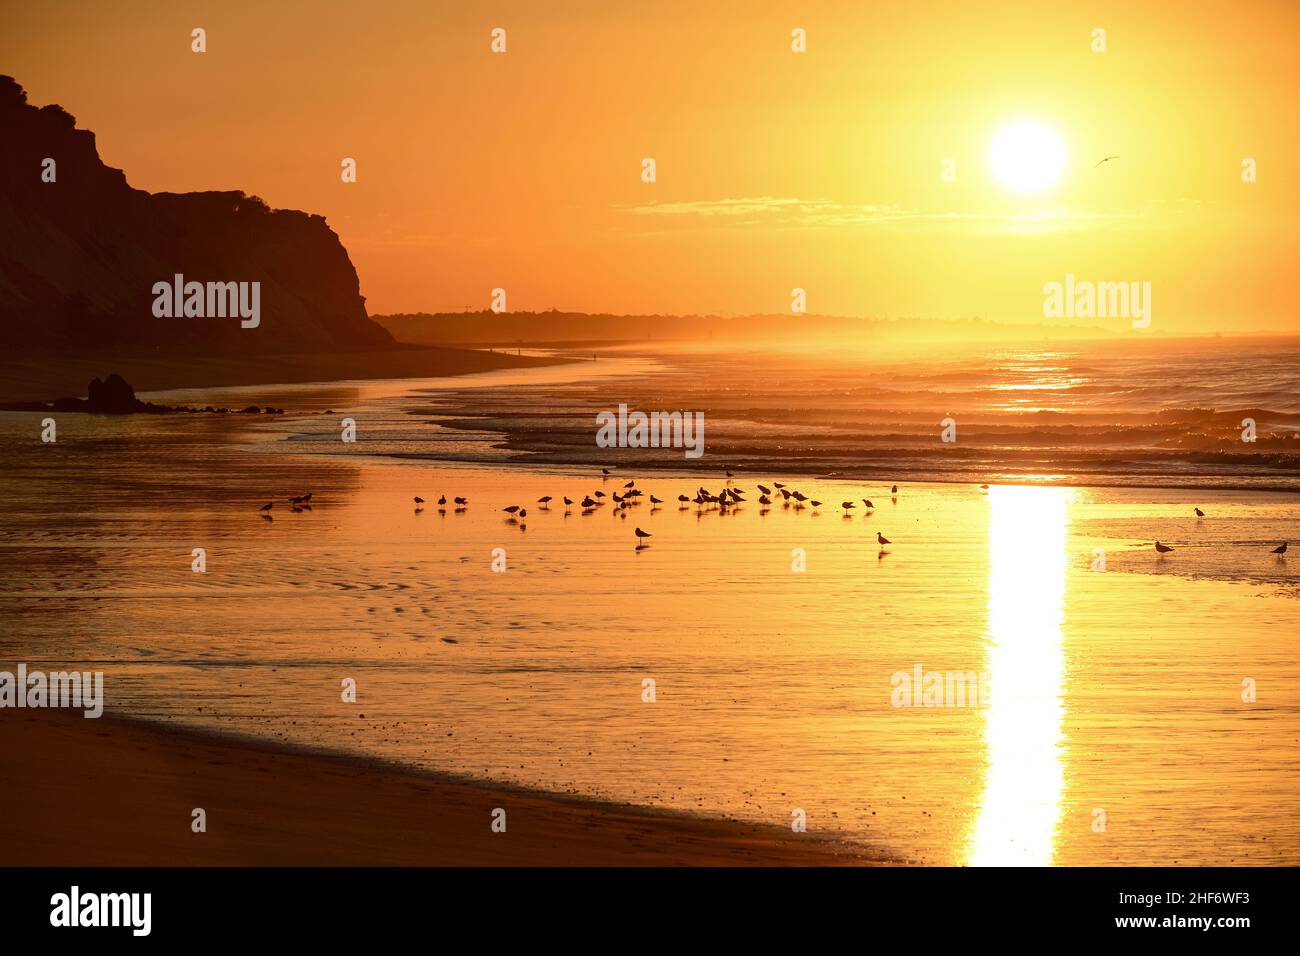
[0,708,882,866]
[0,345,572,404]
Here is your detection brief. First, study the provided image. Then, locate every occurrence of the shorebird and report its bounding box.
[518,508,527,520]
[1155,541,1174,554]
[302,493,313,502]
[602,468,612,477]
[792,491,807,502]
[624,480,635,489]
[259,501,273,512]
[289,495,305,504]
[841,501,855,511]
[891,485,898,495]
[863,499,874,510]
[413,496,424,505]
[581,496,596,508]
[503,505,520,514]
[726,469,734,478]
[650,495,663,505]
[677,494,690,504]
[438,495,447,506]
[759,494,772,505]
[634,527,652,539]
[453,497,467,505]
[1094,155,1119,167]
[563,496,574,508]
[1272,542,1288,555]
[1194,507,1205,517]
[877,532,892,546]
[810,500,822,508]
[757,484,772,495]
[594,491,606,499]
[774,482,786,489]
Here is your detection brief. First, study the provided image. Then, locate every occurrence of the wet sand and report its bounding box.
[0,345,565,403]
[0,709,871,866]
[2,364,1298,866]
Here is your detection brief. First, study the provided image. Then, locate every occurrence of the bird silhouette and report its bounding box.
[634,527,652,538]
[1155,541,1174,554]
[453,497,467,505]
[503,505,520,514]
[1094,155,1119,167]
[841,501,855,511]
[437,495,447,506]
[413,496,424,505]
[1195,507,1206,517]
[258,502,273,512]
[877,532,892,546]
[1272,542,1288,555]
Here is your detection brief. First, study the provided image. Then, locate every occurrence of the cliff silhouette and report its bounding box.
[0,76,394,352]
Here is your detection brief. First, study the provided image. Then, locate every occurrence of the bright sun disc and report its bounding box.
[989,122,1065,192]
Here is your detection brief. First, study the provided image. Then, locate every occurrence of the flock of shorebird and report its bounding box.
[254,474,1288,558]
[394,469,907,552]
[1155,508,1288,558]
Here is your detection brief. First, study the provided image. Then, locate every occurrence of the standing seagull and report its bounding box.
[1154,541,1174,554]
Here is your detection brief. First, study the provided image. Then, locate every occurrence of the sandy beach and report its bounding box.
[2,359,1298,867]
[0,345,565,404]
[0,708,869,866]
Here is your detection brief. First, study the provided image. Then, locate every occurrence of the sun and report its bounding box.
[989,122,1066,192]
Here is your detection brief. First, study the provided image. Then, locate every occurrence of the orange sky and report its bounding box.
[3,0,1298,332]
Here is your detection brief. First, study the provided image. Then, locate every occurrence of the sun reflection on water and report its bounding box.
[967,484,1071,865]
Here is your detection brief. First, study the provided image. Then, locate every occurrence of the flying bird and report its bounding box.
[1094,155,1119,167]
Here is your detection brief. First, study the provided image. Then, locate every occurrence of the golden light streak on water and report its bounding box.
[968,485,1071,865]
